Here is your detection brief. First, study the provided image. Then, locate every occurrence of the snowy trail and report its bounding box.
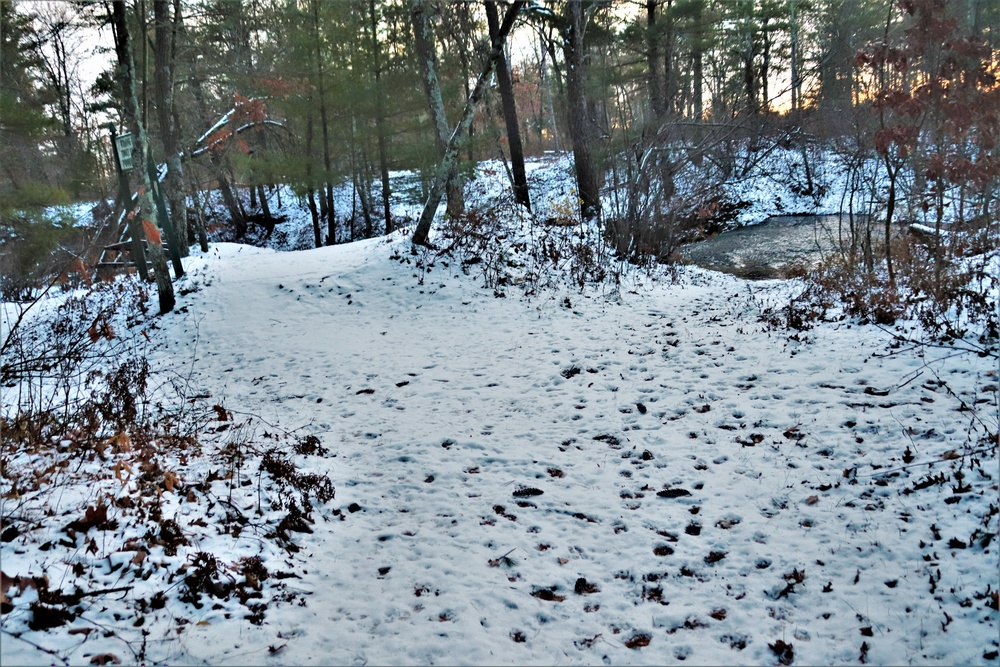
[128,238,998,665]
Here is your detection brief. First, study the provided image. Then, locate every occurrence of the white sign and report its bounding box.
[115,133,135,171]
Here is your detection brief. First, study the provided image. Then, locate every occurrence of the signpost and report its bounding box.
[104,124,184,280]
[114,132,135,172]
[105,124,149,281]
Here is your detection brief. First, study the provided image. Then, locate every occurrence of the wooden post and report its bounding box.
[147,158,185,278]
[107,124,149,281]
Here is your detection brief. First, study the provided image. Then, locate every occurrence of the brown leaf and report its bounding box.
[163,471,179,493]
[90,653,121,665]
[111,432,131,453]
[212,405,229,421]
[113,460,133,484]
[531,587,565,602]
[769,639,794,665]
[142,220,162,246]
[624,633,651,649]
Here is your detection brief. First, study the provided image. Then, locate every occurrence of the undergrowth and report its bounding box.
[0,279,335,664]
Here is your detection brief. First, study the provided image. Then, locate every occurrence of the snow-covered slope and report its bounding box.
[3,145,998,665]
[5,228,995,665]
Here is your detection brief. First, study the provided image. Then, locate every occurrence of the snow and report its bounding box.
[2,161,997,666]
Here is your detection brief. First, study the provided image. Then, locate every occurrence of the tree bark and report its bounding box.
[171,0,207,252]
[411,0,465,219]
[485,0,530,211]
[662,0,676,118]
[562,0,602,222]
[305,114,322,248]
[109,0,150,282]
[538,27,560,150]
[412,1,525,246]
[790,0,800,111]
[646,1,665,118]
[759,16,771,112]
[112,0,175,314]
[368,0,393,233]
[691,1,703,121]
[153,0,188,255]
[311,0,336,245]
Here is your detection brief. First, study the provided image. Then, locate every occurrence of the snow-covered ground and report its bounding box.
[2,155,997,665]
[203,147,847,255]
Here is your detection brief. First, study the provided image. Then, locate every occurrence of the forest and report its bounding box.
[1,0,998,665]
[1,0,996,310]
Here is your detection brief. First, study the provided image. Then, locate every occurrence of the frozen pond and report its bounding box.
[680,214,857,279]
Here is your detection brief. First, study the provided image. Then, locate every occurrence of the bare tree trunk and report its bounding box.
[113,0,174,314]
[368,0,393,233]
[662,0,676,118]
[883,155,898,286]
[305,115,321,248]
[790,0,800,111]
[171,0,206,252]
[485,0,530,211]
[153,0,188,255]
[412,1,525,246]
[109,0,149,282]
[759,17,771,112]
[743,30,757,114]
[538,27,560,151]
[692,24,703,120]
[311,0,336,245]
[646,1,665,118]
[350,116,374,238]
[562,0,602,222]
[411,0,465,219]
[257,184,271,219]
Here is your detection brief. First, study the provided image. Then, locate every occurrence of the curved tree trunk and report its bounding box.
[411,0,465,219]
[411,1,525,246]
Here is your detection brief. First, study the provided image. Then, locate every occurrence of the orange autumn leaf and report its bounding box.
[206,128,232,151]
[68,258,92,286]
[163,471,179,493]
[142,220,162,245]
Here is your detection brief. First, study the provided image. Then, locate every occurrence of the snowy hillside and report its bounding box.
[2,221,996,664]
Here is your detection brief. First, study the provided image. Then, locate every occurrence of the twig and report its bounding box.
[62,585,133,604]
[858,446,996,478]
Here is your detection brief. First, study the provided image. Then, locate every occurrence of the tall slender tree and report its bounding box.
[561,0,603,221]
[111,0,174,314]
[152,0,188,254]
[411,0,465,219]
[412,0,525,245]
[485,0,530,211]
[368,0,393,233]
